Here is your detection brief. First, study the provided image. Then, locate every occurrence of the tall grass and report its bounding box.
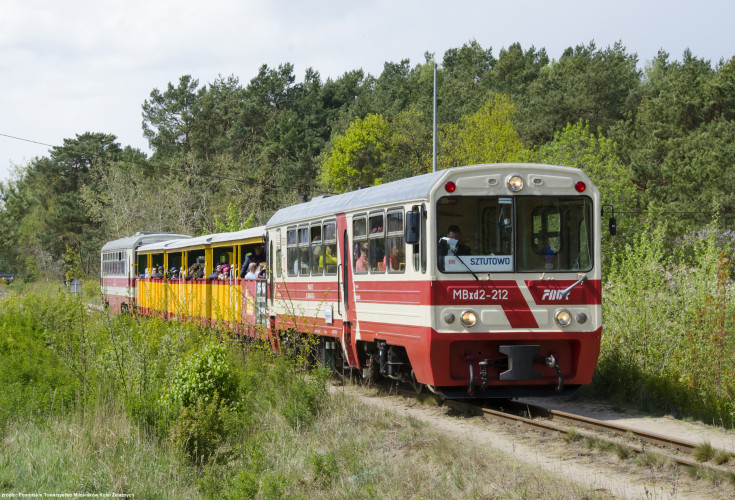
[594,224,735,426]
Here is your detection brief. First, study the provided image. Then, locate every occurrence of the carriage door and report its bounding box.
[337,213,359,368]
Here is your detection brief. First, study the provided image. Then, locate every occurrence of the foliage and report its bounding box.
[319,113,392,193]
[213,202,254,233]
[622,52,735,235]
[516,41,640,144]
[593,223,735,425]
[440,93,530,168]
[163,342,238,409]
[170,392,234,467]
[0,290,83,424]
[62,244,84,283]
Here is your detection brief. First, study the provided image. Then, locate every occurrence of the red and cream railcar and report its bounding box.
[265,163,601,397]
[100,232,190,313]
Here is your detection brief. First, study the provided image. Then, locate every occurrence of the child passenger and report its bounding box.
[245,263,258,279]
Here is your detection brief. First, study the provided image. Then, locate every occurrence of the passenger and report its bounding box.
[257,262,267,279]
[209,264,222,280]
[355,244,369,273]
[245,262,258,279]
[388,244,405,271]
[319,245,337,268]
[241,245,265,278]
[219,264,230,280]
[144,267,150,278]
[171,267,180,280]
[186,262,203,281]
[320,245,337,272]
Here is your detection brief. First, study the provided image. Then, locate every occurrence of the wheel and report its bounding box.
[361,355,380,385]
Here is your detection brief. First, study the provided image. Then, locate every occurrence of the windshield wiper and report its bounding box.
[451,250,479,281]
[560,275,587,298]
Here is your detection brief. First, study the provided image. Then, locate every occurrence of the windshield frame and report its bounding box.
[436,194,594,274]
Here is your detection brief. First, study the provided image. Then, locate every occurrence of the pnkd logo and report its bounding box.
[542,289,569,301]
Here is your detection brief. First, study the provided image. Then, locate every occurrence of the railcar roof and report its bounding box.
[266,163,586,227]
[136,226,266,253]
[267,169,447,227]
[208,226,266,244]
[101,232,191,251]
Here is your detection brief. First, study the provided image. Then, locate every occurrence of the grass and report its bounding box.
[0,403,199,498]
[199,390,610,499]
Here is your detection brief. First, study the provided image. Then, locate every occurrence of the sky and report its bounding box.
[1,0,733,183]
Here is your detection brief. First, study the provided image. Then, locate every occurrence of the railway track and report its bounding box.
[392,387,735,479]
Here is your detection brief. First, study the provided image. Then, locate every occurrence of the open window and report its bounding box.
[310,223,322,275]
[386,210,405,273]
[298,226,310,276]
[286,228,298,276]
[323,221,337,275]
[368,212,385,273]
[353,215,368,274]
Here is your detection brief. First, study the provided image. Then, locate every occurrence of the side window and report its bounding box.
[323,222,337,275]
[298,227,310,276]
[386,210,405,273]
[286,228,297,276]
[353,216,368,274]
[311,224,322,275]
[368,213,385,273]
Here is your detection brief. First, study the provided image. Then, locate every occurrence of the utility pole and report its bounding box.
[433,63,438,172]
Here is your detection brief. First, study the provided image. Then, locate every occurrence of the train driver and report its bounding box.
[438,225,471,271]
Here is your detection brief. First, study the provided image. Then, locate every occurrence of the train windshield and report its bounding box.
[437,196,593,273]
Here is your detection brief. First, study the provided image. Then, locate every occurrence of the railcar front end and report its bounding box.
[416,164,601,397]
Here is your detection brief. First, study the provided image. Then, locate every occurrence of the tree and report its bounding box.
[440,93,529,168]
[622,50,735,234]
[142,75,203,157]
[319,114,392,193]
[492,43,548,97]
[515,41,640,144]
[439,41,496,123]
[385,108,433,181]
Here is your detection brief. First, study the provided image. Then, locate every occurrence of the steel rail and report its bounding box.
[394,388,734,475]
[503,400,701,454]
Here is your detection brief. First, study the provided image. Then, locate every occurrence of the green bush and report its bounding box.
[163,342,238,409]
[170,392,234,466]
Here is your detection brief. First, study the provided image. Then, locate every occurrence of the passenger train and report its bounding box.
[101,163,603,398]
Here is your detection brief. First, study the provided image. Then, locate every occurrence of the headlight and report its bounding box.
[460,310,477,327]
[507,175,524,192]
[444,312,456,324]
[555,309,572,327]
